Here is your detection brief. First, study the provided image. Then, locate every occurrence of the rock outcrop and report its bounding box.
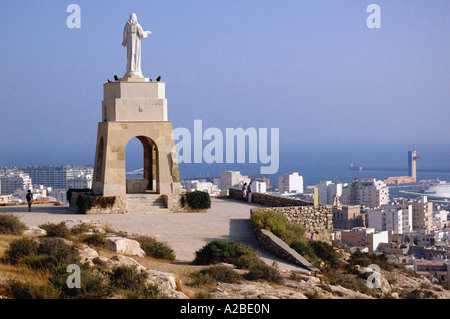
[104,236,145,257]
[22,226,47,237]
[74,244,99,267]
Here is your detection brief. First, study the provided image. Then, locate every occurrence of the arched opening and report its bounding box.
[125,136,159,194]
[95,137,104,182]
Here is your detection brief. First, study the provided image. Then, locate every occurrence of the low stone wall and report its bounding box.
[83,196,127,215]
[254,229,319,273]
[252,206,333,243]
[229,188,313,207]
[163,194,208,213]
[69,191,126,214]
[230,188,333,243]
[68,190,91,208]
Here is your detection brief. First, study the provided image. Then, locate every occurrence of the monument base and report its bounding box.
[92,120,181,197]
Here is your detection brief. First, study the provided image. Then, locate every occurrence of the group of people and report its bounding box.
[241,182,253,203]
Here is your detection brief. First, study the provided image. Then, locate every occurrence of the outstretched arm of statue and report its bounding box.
[143,30,152,38]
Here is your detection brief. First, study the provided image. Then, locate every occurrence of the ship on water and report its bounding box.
[400,180,450,200]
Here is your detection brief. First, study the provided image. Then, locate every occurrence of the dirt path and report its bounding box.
[0,198,306,271]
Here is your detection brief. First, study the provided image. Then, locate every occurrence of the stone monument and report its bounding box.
[92,14,181,213]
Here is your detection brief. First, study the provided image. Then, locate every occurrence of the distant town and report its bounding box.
[1,156,449,287]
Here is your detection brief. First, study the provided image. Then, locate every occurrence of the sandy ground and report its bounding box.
[0,198,306,271]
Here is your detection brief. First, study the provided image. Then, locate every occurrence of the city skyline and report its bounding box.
[0,2,449,303]
[0,1,449,171]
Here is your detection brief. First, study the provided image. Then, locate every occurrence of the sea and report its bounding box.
[127,143,450,191]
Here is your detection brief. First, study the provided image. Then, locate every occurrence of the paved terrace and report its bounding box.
[0,198,306,271]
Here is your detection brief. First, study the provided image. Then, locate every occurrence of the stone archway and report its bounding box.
[125,136,159,194]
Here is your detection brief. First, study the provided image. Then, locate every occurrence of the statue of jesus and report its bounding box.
[122,13,152,78]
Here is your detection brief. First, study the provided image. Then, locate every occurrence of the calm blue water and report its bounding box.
[174,143,450,186]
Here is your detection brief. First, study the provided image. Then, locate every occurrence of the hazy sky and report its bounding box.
[0,1,449,172]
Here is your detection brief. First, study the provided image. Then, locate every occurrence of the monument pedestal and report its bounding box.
[93,80,181,208]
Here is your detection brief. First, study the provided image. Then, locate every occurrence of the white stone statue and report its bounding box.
[122,13,152,78]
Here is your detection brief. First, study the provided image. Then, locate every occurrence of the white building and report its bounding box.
[341,178,389,208]
[317,180,343,205]
[184,180,219,195]
[212,178,221,189]
[0,170,33,195]
[368,204,412,234]
[340,227,389,252]
[434,210,449,223]
[67,175,93,189]
[220,171,250,191]
[254,181,267,193]
[278,172,303,194]
[49,188,69,204]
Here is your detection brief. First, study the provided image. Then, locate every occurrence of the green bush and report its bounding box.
[92,257,107,268]
[349,250,394,271]
[109,265,148,291]
[290,240,317,262]
[3,238,39,264]
[125,283,165,299]
[39,222,71,238]
[308,241,341,266]
[49,264,115,299]
[323,268,377,297]
[3,237,80,270]
[233,254,264,269]
[7,280,59,299]
[304,290,323,299]
[20,254,54,270]
[250,209,305,245]
[245,263,283,284]
[0,214,26,235]
[76,194,116,213]
[71,223,91,235]
[193,291,213,299]
[81,233,106,247]
[37,238,80,266]
[135,235,176,261]
[193,240,257,268]
[191,266,242,286]
[183,191,211,209]
[66,188,91,204]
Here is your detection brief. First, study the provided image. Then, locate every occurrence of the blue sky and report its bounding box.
[0,1,449,175]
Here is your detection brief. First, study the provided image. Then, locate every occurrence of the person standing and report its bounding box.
[247,182,253,203]
[242,182,248,199]
[26,190,33,212]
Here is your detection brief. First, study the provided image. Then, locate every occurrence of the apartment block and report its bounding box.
[368,204,412,234]
[332,205,365,230]
[410,196,433,234]
[220,171,250,191]
[0,170,32,195]
[340,227,389,252]
[278,172,303,193]
[341,178,389,208]
[317,180,343,205]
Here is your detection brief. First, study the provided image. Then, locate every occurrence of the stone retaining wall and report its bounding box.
[68,191,126,214]
[83,196,127,214]
[163,194,208,213]
[254,229,319,273]
[257,206,333,243]
[230,188,333,243]
[229,188,313,207]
